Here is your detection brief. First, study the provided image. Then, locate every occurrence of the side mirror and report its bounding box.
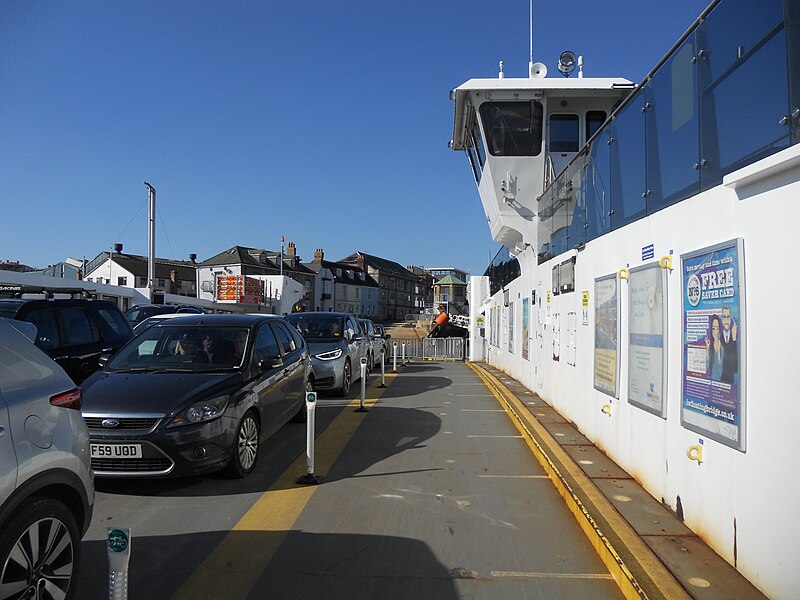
[384,334,391,340]
[258,356,284,371]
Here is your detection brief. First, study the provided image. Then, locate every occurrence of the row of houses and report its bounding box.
[71,243,468,321]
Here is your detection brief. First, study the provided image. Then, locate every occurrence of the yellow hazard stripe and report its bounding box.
[172,374,395,600]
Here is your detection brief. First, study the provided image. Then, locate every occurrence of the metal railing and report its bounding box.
[391,338,466,361]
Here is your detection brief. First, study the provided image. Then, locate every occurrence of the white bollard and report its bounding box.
[297,391,321,484]
[356,357,368,412]
[379,348,386,388]
[108,527,131,600]
[392,342,398,372]
[402,341,407,364]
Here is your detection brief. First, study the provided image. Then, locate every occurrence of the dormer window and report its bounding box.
[259,253,267,264]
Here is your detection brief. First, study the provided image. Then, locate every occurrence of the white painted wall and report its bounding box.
[472,145,800,599]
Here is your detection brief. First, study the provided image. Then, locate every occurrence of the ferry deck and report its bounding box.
[72,359,764,599]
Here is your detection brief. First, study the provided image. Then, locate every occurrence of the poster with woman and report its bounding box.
[594,274,619,397]
[681,239,746,451]
[628,263,667,417]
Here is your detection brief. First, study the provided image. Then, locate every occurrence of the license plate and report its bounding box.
[91,443,142,459]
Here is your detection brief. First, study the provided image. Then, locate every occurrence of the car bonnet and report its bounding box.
[81,370,243,416]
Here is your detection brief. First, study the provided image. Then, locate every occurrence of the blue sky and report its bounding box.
[1,0,709,277]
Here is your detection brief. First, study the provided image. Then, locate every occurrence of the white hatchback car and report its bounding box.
[0,317,94,599]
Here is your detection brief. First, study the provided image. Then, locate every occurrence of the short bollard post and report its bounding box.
[108,527,130,600]
[379,348,386,388]
[356,357,368,412]
[402,341,407,364]
[392,342,398,372]
[297,391,322,484]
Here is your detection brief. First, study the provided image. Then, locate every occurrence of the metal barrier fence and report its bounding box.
[391,338,466,361]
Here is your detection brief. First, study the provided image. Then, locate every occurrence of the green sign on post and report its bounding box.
[108,529,129,552]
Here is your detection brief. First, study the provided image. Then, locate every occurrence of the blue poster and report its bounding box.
[522,298,530,360]
[681,239,745,450]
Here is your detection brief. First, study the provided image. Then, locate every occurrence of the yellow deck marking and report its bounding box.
[172,374,396,600]
[491,571,613,580]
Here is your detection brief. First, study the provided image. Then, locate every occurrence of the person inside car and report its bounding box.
[176,334,208,363]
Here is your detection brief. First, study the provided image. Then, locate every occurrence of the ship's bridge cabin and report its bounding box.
[450,70,633,259]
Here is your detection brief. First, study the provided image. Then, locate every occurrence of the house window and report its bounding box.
[117,277,127,286]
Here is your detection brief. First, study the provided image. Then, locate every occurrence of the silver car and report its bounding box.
[285,312,368,396]
[0,317,94,599]
[357,318,383,367]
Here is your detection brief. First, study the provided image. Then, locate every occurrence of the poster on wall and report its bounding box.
[681,239,746,451]
[522,298,530,360]
[593,274,619,397]
[508,302,514,354]
[628,263,667,417]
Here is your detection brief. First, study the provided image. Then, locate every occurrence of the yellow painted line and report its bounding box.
[491,571,614,580]
[172,374,397,600]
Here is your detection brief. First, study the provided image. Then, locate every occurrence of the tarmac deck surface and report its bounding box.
[244,361,622,599]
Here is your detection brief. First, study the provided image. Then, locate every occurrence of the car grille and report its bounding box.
[84,417,160,430]
[92,457,172,472]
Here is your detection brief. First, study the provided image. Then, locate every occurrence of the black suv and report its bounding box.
[0,296,133,384]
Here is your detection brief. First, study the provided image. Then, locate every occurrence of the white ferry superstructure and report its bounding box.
[451,0,799,597]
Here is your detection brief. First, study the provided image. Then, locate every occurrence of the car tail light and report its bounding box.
[50,388,82,410]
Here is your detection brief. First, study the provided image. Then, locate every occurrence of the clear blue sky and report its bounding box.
[1,0,709,277]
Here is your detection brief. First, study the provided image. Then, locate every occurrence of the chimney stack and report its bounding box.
[114,243,123,253]
[314,248,324,262]
[189,253,197,263]
[286,241,296,258]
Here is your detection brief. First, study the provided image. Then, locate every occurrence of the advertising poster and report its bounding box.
[216,275,264,304]
[594,275,619,397]
[508,302,514,354]
[522,298,530,360]
[681,239,746,451]
[628,263,667,417]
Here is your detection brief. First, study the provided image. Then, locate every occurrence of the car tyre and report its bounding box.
[337,359,351,397]
[291,379,312,423]
[226,410,260,478]
[0,497,81,600]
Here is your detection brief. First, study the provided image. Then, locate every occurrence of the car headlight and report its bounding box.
[314,348,343,361]
[167,395,229,428]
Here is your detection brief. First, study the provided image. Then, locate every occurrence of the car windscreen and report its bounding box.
[285,315,344,342]
[106,325,250,373]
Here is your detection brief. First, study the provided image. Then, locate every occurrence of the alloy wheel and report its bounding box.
[237,415,259,472]
[0,516,74,600]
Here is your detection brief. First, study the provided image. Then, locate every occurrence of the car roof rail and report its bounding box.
[7,286,97,300]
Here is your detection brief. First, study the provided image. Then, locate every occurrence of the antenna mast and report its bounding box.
[529,0,534,77]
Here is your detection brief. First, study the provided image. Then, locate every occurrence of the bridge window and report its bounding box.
[549,115,580,152]
[479,101,543,156]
